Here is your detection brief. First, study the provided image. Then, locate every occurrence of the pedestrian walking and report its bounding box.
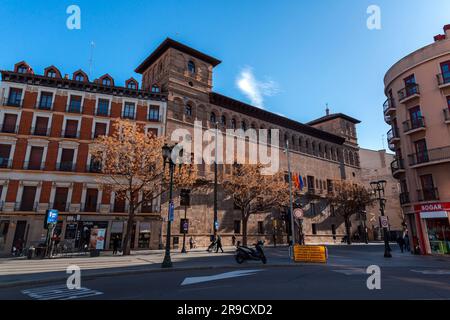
[215,235,224,253]
[397,235,405,253]
[112,236,120,255]
[403,229,410,252]
[207,237,217,252]
[231,235,236,247]
[189,236,194,250]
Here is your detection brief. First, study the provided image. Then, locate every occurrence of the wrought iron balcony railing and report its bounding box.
[437,73,450,86]
[417,188,440,202]
[403,116,425,133]
[399,192,410,205]
[408,146,450,166]
[398,84,420,101]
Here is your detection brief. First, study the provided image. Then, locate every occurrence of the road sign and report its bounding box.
[183,220,189,233]
[44,209,59,229]
[379,216,389,228]
[214,220,219,230]
[293,245,327,263]
[169,201,174,222]
[293,208,304,219]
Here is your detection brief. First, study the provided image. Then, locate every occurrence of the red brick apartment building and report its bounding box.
[0,62,167,254]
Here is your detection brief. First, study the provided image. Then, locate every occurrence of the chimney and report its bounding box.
[325,103,330,116]
[444,24,450,37]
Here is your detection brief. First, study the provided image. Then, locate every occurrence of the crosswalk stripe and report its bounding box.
[21,285,103,300]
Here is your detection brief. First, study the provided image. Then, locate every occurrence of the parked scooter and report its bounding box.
[235,240,267,264]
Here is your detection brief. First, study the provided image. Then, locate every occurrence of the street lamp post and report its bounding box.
[213,122,219,239]
[180,189,190,254]
[370,180,392,258]
[285,140,296,248]
[162,144,176,268]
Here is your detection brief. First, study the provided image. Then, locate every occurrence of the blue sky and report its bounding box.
[1,0,449,150]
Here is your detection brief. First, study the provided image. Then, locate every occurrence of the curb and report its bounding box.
[0,262,308,289]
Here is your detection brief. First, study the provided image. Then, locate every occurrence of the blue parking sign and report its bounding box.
[46,209,59,224]
[169,201,174,222]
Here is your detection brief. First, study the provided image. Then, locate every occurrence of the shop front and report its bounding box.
[414,202,450,255]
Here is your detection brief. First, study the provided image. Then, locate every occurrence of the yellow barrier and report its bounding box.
[293,245,328,263]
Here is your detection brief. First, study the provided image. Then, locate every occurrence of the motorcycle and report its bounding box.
[235,240,267,264]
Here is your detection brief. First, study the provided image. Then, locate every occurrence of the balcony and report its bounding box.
[23,161,45,171]
[387,127,400,143]
[417,188,440,202]
[87,162,102,173]
[403,117,426,134]
[383,98,396,115]
[398,84,420,103]
[384,113,392,125]
[444,108,450,124]
[57,161,75,172]
[408,146,450,167]
[61,130,80,139]
[0,159,12,169]
[14,202,39,212]
[436,73,450,88]
[390,158,405,179]
[2,97,23,108]
[31,126,50,136]
[35,102,53,111]
[1,123,18,134]
[399,192,410,205]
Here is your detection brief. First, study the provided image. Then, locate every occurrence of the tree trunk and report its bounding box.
[122,205,135,256]
[242,211,249,247]
[345,216,352,245]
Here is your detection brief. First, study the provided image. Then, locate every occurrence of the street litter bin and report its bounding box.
[27,246,35,259]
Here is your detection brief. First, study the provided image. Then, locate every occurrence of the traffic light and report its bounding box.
[180,189,191,206]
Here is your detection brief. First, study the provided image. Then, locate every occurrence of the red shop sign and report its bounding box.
[414,202,450,212]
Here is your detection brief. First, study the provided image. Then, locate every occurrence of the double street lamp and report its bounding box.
[370,180,392,258]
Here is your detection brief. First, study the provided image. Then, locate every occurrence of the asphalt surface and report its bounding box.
[0,244,449,300]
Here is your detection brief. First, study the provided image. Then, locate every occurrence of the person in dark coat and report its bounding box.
[112,236,120,255]
[397,235,405,253]
[215,235,224,253]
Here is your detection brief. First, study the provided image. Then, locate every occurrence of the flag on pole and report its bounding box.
[299,174,304,190]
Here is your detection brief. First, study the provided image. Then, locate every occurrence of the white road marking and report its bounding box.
[181,269,264,286]
[411,269,450,275]
[21,284,103,300]
[332,268,367,276]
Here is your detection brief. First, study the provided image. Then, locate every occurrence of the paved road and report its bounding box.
[1,244,449,300]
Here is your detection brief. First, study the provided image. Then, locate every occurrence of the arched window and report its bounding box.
[210,112,216,123]
[151,85,160,93]
[185,104,193,117]
[127,81,137,89]
[221,115,227,126]
[231,118,237,129]
[46,69,57,78]
[241,121,247,131]
[75,73,84,82]
[102,78,112,86]
[188,61,196,74]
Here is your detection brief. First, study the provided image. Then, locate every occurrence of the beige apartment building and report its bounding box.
[359,148,404,240]
[383,24,450,255]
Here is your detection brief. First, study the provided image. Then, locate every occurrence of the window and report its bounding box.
[151,85,160,93]
[33,117,49,136]
[221,115,227,126]
[93,122,107,138]
[185,104,192,117]
[257,221,264,234]
[102,78,111,86]
[123,102,135,119]
[89,155,102,173]
[114,191,126,213]
[0,145,12,168]
[210,112,216,123]
[64,120,79,138]
[148,105,160,121]
[241,121,247,131]
[312,224,317,235]
[414,139,428,164]
[141,194,153,213]
[74,73,84,82]
[7,88,22,106]
[127,81,137,89]
[409,106,423,129]
[39,92,53,110]
[96,99,109,116]
[440,61,450,84]
[420,174,437,201]
[188,61,196,74]
[47,70,56,78]
[59,149,75,171]
[17,65,28,74]
[233,220,241,234]
[20,186,37,211]
[307,176,315,191]
[28,146,44,170]
[68,95,82,113]
[326,179,333,193]
[53,187,69,212]
[84,188,98,212]
[231,118,236,129]
[2,114,18,133]
[404,74,418,96]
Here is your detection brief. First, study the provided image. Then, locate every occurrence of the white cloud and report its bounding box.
[236,67,279,108]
